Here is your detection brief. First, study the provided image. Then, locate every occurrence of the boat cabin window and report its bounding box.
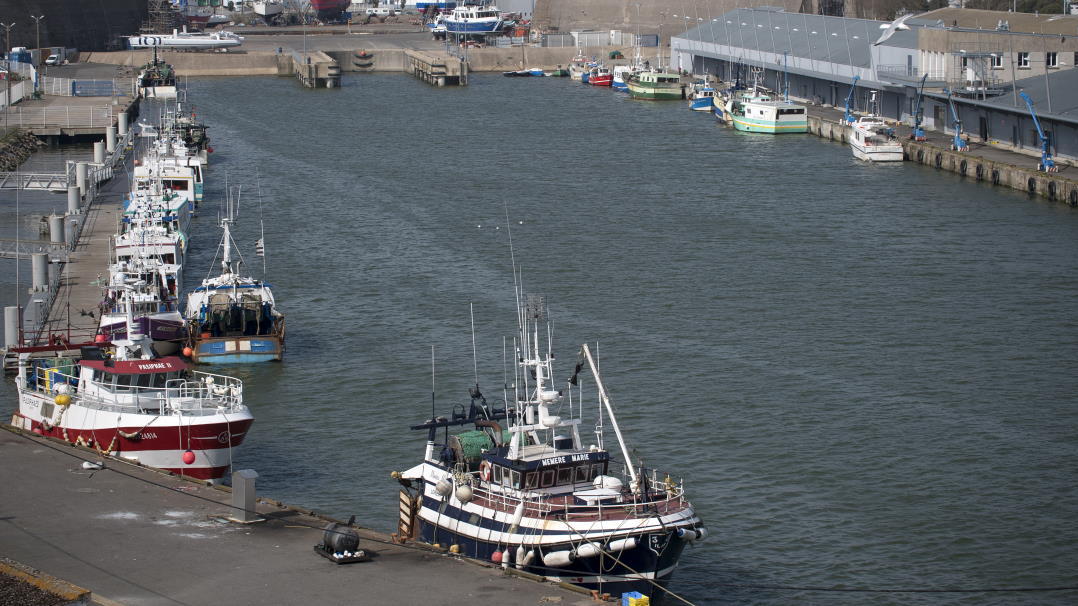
[524,472,539,489]
[779,108,805,115]
[510,470,521,488]
[493,465,503,484]
[164,180,189,191]
[541,469,555,488]
[575,465,591,483]
[556,467,573,485]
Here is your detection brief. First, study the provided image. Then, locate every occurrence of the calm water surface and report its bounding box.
[7,73,1078,605]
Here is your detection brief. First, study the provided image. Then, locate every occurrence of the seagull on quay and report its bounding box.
[874,13,915,46]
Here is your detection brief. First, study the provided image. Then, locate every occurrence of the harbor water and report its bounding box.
[7,73,1078,605]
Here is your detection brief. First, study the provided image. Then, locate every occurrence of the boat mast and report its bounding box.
[579,343,638,486]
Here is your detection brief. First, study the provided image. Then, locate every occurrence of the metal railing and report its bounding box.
[3,104,114,129]
[26,367,245,415]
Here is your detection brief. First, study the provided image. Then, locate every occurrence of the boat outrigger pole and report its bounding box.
[944,88,968,151]
[843,75,860,124]
[579,344,638,488]
[1019,90,1057,173]
[910,73,928,141]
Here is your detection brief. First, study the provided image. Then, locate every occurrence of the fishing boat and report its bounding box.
[393,293,705,601]
[723,87,808,134]
[626,70,683,100]
[136,49,177,100]
[126,29,244,51]
[849,116,903,162]
[687,79,717,111]
[10,322,253,481]
[587,64,613,87]
[97,260,185,355]
[611,65,634,92]
[428,13,448,39]
[568,51,590,81]
[444,3,504,34]
[184,214,284,363]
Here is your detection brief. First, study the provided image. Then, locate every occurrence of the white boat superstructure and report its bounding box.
[127,29,244,50]
[849,116,904,162]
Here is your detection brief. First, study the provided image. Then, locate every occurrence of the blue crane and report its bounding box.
[1019,91,1056,173]
[843,75,860,124]
[909,73,927,141]
[944,88,968,151]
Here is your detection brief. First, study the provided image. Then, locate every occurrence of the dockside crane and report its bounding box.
[909,73,927,141]
[944,88,968,151]
[843,75,860,124]
[1019,91,1057,173]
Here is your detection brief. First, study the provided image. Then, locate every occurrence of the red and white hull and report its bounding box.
[13,393,253,481]
[589,74,613,86]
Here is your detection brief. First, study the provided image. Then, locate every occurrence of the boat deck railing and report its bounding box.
[459,461,690,522]
[25,367,245,416]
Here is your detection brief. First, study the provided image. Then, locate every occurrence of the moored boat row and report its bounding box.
[9,66,283,482]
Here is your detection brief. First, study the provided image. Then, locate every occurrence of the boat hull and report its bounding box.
[444,19,503,33]
[11,400,253,481]
[627,84,683,100]
[730,115,808,133]
[851,143,904,162]
[589,75,613,86]
[689,97,714,111]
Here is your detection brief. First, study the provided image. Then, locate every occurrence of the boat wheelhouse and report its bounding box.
[395,294,705,600]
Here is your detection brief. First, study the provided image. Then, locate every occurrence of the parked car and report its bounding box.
[45,54,59,66]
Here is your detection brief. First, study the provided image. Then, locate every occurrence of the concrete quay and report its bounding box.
[804,104,1078,205]
[0,425,593,606]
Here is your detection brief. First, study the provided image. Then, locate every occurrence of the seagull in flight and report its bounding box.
[874,13,915,46]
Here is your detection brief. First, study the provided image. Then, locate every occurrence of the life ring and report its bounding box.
[480,461,492,482]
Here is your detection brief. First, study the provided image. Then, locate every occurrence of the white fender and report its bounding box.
[574,542,603,559]
[542,550,574,567]
[435,478,452,496]
[515,545,526,569]
[677,528,698,541]
[695,527,709,541]
[454,484,473,503]
[508,501,525,533]
[521,549,536,567]
[501,545,512,569]
[607,537,638,553]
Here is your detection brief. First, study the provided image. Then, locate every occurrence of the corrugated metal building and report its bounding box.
[671,7,1078,161]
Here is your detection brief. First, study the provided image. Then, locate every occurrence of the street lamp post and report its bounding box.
[1,22,15,130]
[30,15,43,62]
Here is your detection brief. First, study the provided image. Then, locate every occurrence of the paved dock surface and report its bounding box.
[0,427,592,606]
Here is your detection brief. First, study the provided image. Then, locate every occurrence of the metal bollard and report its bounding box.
[49,215,65,244]
[76,162,88,198]
[93,141,105,165]
[67,185,79,215]
[31,254,48,293]
[106,126,116,154]
[118,112,128,137]
[230,469,264,524]
[4,306,19,348]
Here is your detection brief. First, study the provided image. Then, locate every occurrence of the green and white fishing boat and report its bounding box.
[626,70,683,100]
[724,87,808,134]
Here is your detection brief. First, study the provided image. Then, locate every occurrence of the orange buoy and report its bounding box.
[182,346,193,357]
[182,450,196,465]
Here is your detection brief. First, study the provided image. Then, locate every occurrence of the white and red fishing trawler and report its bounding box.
[393,293,706,601]
[11,316,253,481]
